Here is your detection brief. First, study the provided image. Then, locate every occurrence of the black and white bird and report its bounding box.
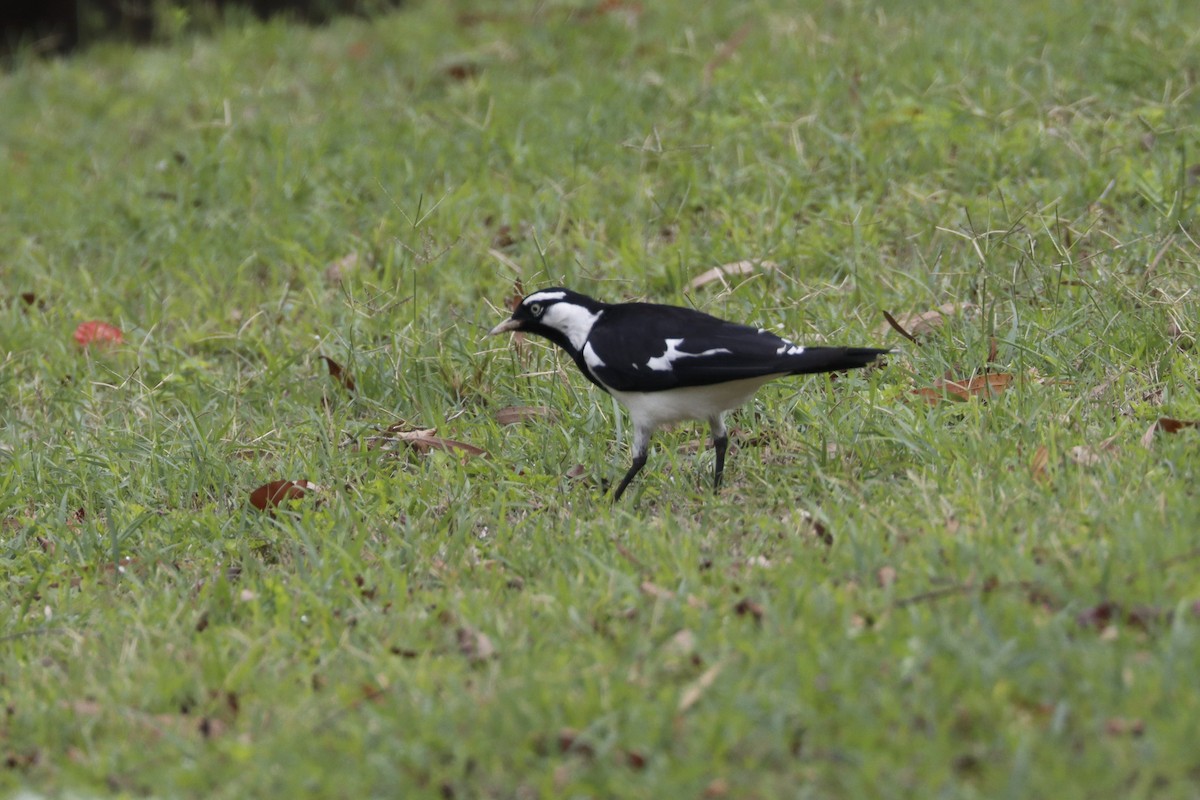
[489,287,888,501]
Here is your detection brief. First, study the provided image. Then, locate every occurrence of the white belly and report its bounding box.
[609,375,783,428]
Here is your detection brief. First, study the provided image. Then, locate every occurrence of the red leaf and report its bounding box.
[249,479,320,511]
[319,355,356,393]
[1141,417,1199,448]
[73,320,124,348]
[913,373,1013,405]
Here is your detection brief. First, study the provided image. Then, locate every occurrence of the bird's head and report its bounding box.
[488,288,605,352]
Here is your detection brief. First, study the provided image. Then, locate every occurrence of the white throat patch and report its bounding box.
[646,338,732,372]
[541,303,603,351]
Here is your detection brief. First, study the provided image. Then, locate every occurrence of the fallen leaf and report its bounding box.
[1167,321,1194,351]
[501,279,529,357]
[703,778,731,798]
[662,628,697,659]
[319,355,356,394]
[324,251,358,283]
[456,625,497,663]
[442,59,481,81]
[1141,417,1200,448]
[505,279,525,311]
[556,728,595,758]
[1030,445,1050,483]
[733,598,764,622]
[678,662,723,713]
[1076,601,1119,629]
[913,373,1013,405]
[687,259,776,290]
[876,565,897,588]
[73,320,124,348]
[880,310,918,343]
[1069,435,1119,466]
[1104,717,1145,737]
[494,405,557,426]
[640,581,674,601]
[877,302,977,338]
[389,428,488,458]
[248,479,320,511]
[703,22,753,87]
[491,223,518,249]
[564,464,589,480]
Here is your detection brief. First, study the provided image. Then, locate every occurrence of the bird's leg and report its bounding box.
[709,414,728,493]
[612,426,651,502]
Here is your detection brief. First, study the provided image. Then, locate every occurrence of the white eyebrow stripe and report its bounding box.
[646,338,732,372]
[523,290,567,304]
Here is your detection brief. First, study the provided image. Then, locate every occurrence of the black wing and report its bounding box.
[584,303,886,392]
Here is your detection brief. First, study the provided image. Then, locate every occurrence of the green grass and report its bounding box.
[2,0,1199,796]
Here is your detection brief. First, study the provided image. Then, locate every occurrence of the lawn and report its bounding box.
[2,0,1199,796]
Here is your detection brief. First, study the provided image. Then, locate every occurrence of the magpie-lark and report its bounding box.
[490,287,888,501]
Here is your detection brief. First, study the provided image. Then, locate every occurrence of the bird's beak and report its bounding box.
[488,317,522,336]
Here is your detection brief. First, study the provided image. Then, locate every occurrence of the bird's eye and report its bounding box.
[529,303,544,316]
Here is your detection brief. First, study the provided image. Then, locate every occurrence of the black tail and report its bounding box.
[787,346,890,375]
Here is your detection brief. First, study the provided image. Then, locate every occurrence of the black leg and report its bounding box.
[612,452,647,502]
[612,425,652,503]
[713,433,728,492]
[709,414,728,493]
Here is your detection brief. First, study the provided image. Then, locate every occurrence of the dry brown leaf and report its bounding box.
[640,581,674,601]
[556,728,595,758]
[1141,417,1200,448]
[703,22,753,86]
[249,480,320,511]
[1069,435,1119,466]
[1167,321,1194,351]
[442,60,481,81]
[733,598,764,622]
[662,628,697,659]
[1068,446,1103,466]
[703,778,731,798]
[456,626,497,663]
[678,662,723,713]
[876,565,897,588]
[505,278,525,311]
[1104,717,1146,737]
[913,373,1014,405]
[324,251,358,283]
[877,302,977,338]
[319,355,356,394]
[687,259,776,290]
[383,427,489,458]
[881,310,918,343]
[494,405,557,426]
[1030,445,1050,483]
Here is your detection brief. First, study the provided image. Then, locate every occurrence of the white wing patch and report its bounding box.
[541,303,603,350]
[583,342,606,369]
[776,340,805,356]
[646,338,733,372]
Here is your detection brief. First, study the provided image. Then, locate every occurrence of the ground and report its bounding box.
[1,0,1199,797]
